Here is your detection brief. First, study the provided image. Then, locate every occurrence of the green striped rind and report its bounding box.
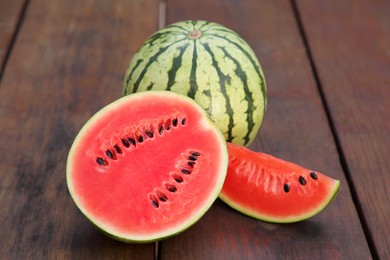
[123,20,267,146]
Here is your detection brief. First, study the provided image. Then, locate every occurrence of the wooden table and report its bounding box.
[1,0,389,259]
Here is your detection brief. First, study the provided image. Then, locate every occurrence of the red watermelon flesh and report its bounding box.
[220,142,340,223]
[66,91,228,242]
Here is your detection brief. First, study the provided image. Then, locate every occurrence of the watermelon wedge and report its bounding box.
[220,143,340,223]
[66,91,228,242]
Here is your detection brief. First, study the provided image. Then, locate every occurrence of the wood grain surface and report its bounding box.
[0,0,27,77]
[0,0,158,258]
[0,0,388,259]
[297,0,390,258]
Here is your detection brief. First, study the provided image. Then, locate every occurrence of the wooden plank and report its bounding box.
[296,0,390,258]
[0,0,158,258]
[160,0,372,259]
[0,0,26,77]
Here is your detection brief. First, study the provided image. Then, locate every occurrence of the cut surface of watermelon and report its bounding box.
[66,91,228,242]
[219,143,340,223]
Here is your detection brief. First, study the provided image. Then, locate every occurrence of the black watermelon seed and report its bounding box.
[284,183,290,193]
[128,138,136,146]
[181,118,187,125]
[172,174,183,183]
[172,118,178,127]
[181,169,191,174]
[188,155,197,161]
[159,125,164,135]
[113,145,122,154]
[151,200,159,208]
[168,187,176,192]
[165,184,177,193]
[187,161,195,167]
[310,172,318,180]
[96,157,106,165]
[145,130,153,138]
[175,177,183,183]
[165,120,171,130]
[158,194,168,202]
[299,176,307,185]
[138,136,144,143]
[192,151,201,156]
[150,195,159,208]
[122,138,130,148]
[106,150,114,159]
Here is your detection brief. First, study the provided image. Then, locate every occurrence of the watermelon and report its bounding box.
[66,91,228,242]
[220,143,340,223]
[123,20,267,147]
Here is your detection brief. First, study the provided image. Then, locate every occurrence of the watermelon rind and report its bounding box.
[66,91,228,243]
[219,180,340,223]
[123,20,267,147]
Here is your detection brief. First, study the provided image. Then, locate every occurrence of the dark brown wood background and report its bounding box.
[1,0,388,259]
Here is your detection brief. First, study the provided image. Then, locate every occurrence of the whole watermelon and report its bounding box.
[123,20,267,146]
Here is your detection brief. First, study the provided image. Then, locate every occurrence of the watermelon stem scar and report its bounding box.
[188,30,202,39]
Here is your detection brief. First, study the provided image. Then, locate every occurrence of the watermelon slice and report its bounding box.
[220,142,340,223]
[66,91,228,242]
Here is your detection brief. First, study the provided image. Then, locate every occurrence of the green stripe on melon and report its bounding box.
[123,20,267,146]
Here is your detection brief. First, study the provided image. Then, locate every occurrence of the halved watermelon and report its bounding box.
[220,143,340,223]
[66,91,228,242]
